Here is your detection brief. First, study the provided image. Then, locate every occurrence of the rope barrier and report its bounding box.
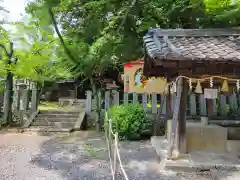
[105,112,129,180]
[114,134,129,180]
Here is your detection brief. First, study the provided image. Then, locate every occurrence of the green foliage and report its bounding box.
[10,18,73,82]
[0,80,4,93]
[106,104,151,140]
[25,0,240,81]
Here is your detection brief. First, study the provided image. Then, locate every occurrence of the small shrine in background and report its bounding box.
[142,28,240,159]
[123,60,167,94]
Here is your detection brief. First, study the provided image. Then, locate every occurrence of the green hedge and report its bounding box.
[106,104,152,140]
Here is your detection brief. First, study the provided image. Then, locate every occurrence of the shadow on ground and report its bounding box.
[29,131,182,180]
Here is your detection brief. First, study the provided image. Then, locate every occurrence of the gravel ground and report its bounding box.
[0,131,229,180]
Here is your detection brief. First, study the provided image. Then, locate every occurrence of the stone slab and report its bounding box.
[167,120,228,153]
[227,140,240,154]
[186,123,227,153]
[151,136,240,172]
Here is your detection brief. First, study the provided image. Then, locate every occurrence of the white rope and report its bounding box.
[105,112,115,178]
[105,131,115,177]
[114,134,129,180]
[108,118,115,135]
[105,112,129,180]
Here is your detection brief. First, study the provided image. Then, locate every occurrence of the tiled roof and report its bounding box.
[143,28,240,61]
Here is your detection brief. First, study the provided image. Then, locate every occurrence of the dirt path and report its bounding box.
[0,131,223,180]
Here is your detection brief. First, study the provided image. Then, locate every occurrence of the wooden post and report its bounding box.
[165,90,172,139]
[123,92,128,105]
[162,96,167,115]
[189,94,197,116]
[207,99,213,119]
[199,94,207,116]
[212,99,217,116]
[166,94,172,118]
[220,95,227,116]
[171,93,176,113]
[229,92,238,111]
[142,93,148,112]
[151,93,157,114]
[177,78,188,154]
[133,93,138,104]
[168,77,187,158]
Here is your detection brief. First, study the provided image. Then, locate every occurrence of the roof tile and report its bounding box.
[143,28,240,61]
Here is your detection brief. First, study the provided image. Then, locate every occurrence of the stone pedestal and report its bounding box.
[186,123,227,153]
[167,120,228,153]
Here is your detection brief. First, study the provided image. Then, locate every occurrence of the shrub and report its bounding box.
[106,104,151,140]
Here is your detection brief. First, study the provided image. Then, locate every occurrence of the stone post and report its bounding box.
[31,83,38,112]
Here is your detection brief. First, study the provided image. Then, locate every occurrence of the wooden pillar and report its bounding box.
[133,93,138,104]
[166,93,173,119]
[168,77,188,158]
[142,93,148,112]
[207,99,213,118]
[165,92,172,139]
[151,93,157,114]
[177,78,188,154]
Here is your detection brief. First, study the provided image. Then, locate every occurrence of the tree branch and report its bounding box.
[0,44,9,58]
[48,8,78,64]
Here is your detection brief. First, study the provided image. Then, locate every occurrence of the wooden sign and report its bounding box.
[204,88,218,99]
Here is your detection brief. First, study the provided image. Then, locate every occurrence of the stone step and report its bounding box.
[39,110,79,115]
[31,121,76,128]
[25,126,72,132]
[72,103,85,107]
[33,117,77,122]
[37,114,79,118]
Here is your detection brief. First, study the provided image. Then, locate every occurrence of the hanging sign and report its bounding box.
[204,88,218,99]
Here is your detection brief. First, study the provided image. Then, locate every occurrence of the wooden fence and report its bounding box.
[85,90,240,119]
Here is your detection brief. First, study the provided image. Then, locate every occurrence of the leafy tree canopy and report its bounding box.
[24,0,240,80]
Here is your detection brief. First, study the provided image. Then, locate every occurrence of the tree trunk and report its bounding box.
[3,71,13,125]
[2,42,14,126]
